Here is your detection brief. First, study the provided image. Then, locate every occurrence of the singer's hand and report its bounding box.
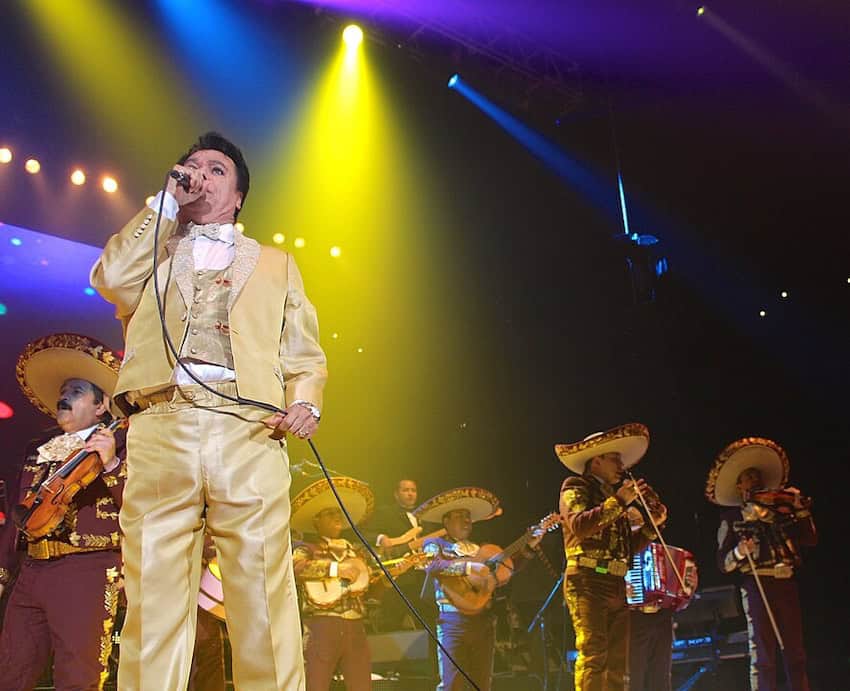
[263,403,319,441]
[167,164,206,206]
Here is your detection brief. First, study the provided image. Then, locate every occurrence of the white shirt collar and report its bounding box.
[74,423,100,441]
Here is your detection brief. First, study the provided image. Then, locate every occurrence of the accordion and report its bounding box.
[626,543,697,612]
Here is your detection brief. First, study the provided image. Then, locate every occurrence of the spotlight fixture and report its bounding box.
[294,237,306,248]
[25,158,41,174]
[70,169,86,186]
[235,222,245,233]
[145,195,155,206]
[697,6,706,16]
[272,233,285,245]
[0,147,12,164]
[329,246,342,258]
[759,310,766,317]
[343,24,363,48]
[448,73,460,88]
[780,291,789,299]
[102,176,118,193]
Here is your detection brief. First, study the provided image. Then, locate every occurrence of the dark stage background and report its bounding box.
[2,1,848,688]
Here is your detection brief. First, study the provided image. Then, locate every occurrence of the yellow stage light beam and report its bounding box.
[245,31,454,477]
[343,24,363,49]
[25,0,202,175]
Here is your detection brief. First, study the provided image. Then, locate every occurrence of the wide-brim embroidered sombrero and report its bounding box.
[705,437,789,507]
[16,333,122,418]
[555,423,650,475]
[413,487,500,524]
[290,477,375,535]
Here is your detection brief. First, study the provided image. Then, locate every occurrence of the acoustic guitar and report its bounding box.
[199,551,428,620]
[304,551,428,609]
[380,507,504,560]
[437,513,561,615]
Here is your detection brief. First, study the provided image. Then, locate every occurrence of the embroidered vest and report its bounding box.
[179,266,234,368]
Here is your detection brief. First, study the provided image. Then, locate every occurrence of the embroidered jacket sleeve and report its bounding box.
[560,477,626,542]
[717,509,748,573]
[90,206,180,320]
[0,461,28,585]
[293,542,337,580]
[99,426,128,509]
[280,253,327,411]
[423,540,472,576]
[784,507,817,548]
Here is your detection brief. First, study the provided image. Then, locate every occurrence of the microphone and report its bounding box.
[169,170,190,191]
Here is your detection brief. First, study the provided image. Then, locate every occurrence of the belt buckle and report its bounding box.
[610,561,627,577]
[29,541,50,560]
[774,563,793,579]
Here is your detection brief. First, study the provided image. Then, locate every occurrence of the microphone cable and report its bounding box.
[149,173,480,690]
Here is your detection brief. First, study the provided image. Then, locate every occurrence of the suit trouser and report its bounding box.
[302,616,371,691]
[741,576,809,691]
[188,607,226,691]
[436,610,496,691]
[118,384,305,691]
[564,570,629,691]
[628,608,673,691]
[0,551,121,691]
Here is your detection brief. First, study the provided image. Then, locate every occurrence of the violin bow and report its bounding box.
[626,471,689,594]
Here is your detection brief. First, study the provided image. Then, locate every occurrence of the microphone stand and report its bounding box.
[527,572,564,691]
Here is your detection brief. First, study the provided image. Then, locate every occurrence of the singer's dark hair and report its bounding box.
[177,131,250,219]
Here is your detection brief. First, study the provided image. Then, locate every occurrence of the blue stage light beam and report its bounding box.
[448,76,620,222]
[153,0,301,135]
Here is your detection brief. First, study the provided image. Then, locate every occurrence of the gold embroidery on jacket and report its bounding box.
[95,497,119,520]
[98,566,121,689]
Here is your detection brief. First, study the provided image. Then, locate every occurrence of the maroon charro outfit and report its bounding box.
[293,537,372,691]
[717,503,816,691]
[0,425,126,691]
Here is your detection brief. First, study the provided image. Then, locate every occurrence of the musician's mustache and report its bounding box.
[56,399,73,411]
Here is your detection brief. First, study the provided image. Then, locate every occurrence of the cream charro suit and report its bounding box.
[91,207,327,690]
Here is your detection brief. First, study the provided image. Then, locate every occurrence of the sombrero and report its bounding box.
[16,333,122,418]
[705,437,789,507]
[413,487,500,524]
[290,477,375,535]
[555,423,649,475]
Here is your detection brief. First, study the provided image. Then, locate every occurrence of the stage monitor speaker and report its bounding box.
[367,630,429,663]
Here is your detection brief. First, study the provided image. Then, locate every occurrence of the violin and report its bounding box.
[747,488,811,516]
[12,418,127,539]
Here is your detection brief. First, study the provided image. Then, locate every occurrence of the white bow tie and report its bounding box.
[187,223,224,241]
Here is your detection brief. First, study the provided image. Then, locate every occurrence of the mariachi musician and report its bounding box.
[367,477,427,631]
[555,423,667,691]
[707,437,816,691]
[418,487,552,691]
[0,333,126,690]
[292,477,375,691]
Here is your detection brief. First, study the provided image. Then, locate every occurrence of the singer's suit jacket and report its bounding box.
[90,206,327,410]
